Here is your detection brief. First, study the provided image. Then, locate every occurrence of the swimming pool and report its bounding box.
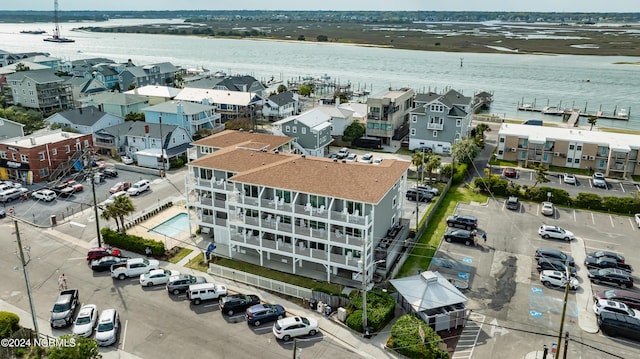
[149,213,189,237]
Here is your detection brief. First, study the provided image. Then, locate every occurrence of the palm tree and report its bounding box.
[587,115,598,131]
[111,195,135,233]
[411,151,425,178]
[424,154,442,184]
[99,204,120,232]
[475,123,491,138]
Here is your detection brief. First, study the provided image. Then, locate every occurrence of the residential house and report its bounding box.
[125,85,181,105]
[175,87,261,121]
[94,121,191,169]
[0,130,93,183]
[497,123,640,177]
[315,104,355,137]
[0,117,25,140]
[70,58,115,77]
[5,69,74,113]
[22,54,71,73]
[272,108,333,157]
[143,100,222,139]
[187,75,267,98]
[0,50,48,67]
[0,61,50,91]
[45,106,124,134]
[262,91,299,120]
[339,102,368,124]
[408,89,473,154]
[64,77,108,105]
[186,144,411,285]
[190,129,293,161]
[366,88,415,145]
[390,271,468,332]
[118,62,182,91]
[81,92,149,118]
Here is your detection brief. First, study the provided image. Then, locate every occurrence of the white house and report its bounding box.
[45,106,125,134]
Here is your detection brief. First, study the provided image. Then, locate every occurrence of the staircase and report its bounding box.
[291,140,310,156]
[49,148,92,180]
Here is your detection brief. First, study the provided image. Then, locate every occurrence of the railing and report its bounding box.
[427,123,444,130]
[208,264,312,299]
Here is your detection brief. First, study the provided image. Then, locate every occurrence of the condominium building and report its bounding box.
[498,123,640,177]
[186,143,410,285]
[366,88,415,145]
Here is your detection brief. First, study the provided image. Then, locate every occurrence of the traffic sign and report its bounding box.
[8,207,14,215]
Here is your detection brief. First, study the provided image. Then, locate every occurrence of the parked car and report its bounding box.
[597,311,640,340]
[103,191,128,206]
[89,256,127,272]
[272,316,318,341]
[446,215,478,230]
[506,196,520,210]
[584,257,632,273]
[246,303,286,326]
[110,181,132,194]
[0,188,22,202]
[345,153,358,162]
[32,189,57,202]
[538,224,575,241]
[588,268,633,288]
[594,289,640,311]
[139,269,180,287]
[592,172,607,188]
[536,258,577,276]
[87,247,122,261]
[102,168,118,178]
[503,167,517,178]
[360,153,374,164]
[535,248,575,266]
[406,188,434,202]
[166,274,207,295]
[50,289,79,328]
[72,304,98,338]
[127,179,150,196]
[593,298,640,318]
[563,173,577,185]
[539,270,579,290]
[636,213,640,228]
[219,293,261,316]
[187,283,228,305]
[372,158,383,165]
[541,202,555,216]
[336,148,349,159]
[66,180,84,192]
[0,209,5,218]
[416,185,439,196]
[443,229,475,246]
[586,251,625,264]
[121,156,134,165]
[95,309,120,347]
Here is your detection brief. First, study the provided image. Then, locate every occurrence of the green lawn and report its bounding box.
[396,186,488,278]
[167,247,193,264]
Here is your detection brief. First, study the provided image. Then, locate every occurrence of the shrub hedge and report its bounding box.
[101,228,165,256]
[472,175,640,215]
[387,314,449,359]
[0,311,20,338]
[345,288,396,333]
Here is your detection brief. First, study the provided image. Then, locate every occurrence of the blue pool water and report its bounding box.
[149,213,188,237]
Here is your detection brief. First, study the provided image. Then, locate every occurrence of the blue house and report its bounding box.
[143,100,222,139]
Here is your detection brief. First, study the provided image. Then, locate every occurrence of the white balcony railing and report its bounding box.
[427,123,444,130]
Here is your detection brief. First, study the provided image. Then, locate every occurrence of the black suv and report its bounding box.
[102,168,118,178]
[587,268,633,288]
[446,215,478,230]
[534,248,575,267]
[166,274,206,295]
[506,196,520,210]
[219,294,261,316]
[406,188,434,202]
[443,229,475,246]
[536,258,577,276]
[598,311,640,340]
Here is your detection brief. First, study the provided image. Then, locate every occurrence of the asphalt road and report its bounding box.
[434,200,640,359]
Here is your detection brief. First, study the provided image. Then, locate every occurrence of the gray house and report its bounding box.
[118,62,182,91]
[262,91,299,120]
[45,106,124,135]
[408,89,473,154]
[0,117,25,140]
[272,108,333,157]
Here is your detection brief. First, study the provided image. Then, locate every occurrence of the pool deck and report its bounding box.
[126,205,200,251]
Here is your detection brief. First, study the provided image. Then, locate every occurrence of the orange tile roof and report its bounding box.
[192,129,292,150]
[190,148,410,204]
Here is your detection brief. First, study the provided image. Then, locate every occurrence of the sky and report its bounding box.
[2,0,640,12]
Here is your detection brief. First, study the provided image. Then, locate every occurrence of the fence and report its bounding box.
[121,198,175,231]
[208,263,312,300]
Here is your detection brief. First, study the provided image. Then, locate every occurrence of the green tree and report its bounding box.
[388,314,448,359]
[111,195,136,233]
[474,123,491,138]
[532,164,550,188]
[125,112,145,122]
[14,62,30,72]
[0,311,20,338]
[452,138,480,165]
[423,153,442,184]
[277,84,287,93]
[299,84,313,97]
[334,92,349,104]
[47,335,101,359]
[127,83,136,90]
[342,121,365,142]
[99,202,120,232]
[587,115,598,131]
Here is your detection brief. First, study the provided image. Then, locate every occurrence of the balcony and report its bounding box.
[427,123,443,130]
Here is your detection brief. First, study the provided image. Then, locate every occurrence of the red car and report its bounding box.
[86,247,122,261]
[66,180,84,192]
[503,167,517,178]
[109,181,132,194]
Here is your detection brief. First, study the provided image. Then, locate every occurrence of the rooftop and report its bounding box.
[0,129,87,148]
[192,129,292,150]
[176,87,258,106]
[125,85,182,99]
[143,100,215,115]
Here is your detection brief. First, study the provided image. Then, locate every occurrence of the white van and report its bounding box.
[0,188,22,202]
[186,283,228,305]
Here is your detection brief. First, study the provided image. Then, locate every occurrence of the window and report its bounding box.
[39,152,45,161]
[576,145,582,151]
[499,137,505,143]
[172,137,176,143]
[567,158,573,163]
[84,140,89,148]
[75,142,81,151]
[456,119,462,127]
[11,153,16,161]
[20,154,28,163]
[410,128,416,136]
[285,125,290,132]
[411,115,417,123]
[52,148,57,156]
[392,196,397,208]
[64,145,70,153]
[39,168,49,177]
[569,144,575,150]
[433,131,438,137]
[292,127,297,134]
[0,151,5,159]
[574,158,580,164]
[132,137,136,143]
[301,127,306,134]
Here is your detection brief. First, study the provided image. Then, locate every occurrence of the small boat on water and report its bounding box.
[542,106,564,116]
[617,108,628,119]
[20,29,46,34]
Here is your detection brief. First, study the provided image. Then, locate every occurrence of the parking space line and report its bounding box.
[620,183,625,192]
[609,215,615,227]
[631,218,637,231]
[121,319,128,351]
[591,213,595,225]
[573,210,577,222]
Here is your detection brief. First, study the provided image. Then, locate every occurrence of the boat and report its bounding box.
[617,108,629,119]
[542,106,564,116]
[43,0,75,43]
[20,29,46,34]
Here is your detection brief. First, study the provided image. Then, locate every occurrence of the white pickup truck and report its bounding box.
[111,258,159,280]
[635,213,640,228]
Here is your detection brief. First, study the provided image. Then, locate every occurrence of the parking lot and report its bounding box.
[430,199,640,358]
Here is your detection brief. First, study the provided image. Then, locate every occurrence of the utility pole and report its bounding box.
[562,332,569,359]
[158,115,165,178]
[14,220,38,334]
[554,262,571,359]
[89,158,102,247]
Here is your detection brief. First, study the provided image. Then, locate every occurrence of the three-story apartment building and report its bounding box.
[5,70,73,113]
[366,88,415,145]
[186,147,410,285]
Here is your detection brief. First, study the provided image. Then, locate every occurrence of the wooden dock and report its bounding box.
[517,104,630,121]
